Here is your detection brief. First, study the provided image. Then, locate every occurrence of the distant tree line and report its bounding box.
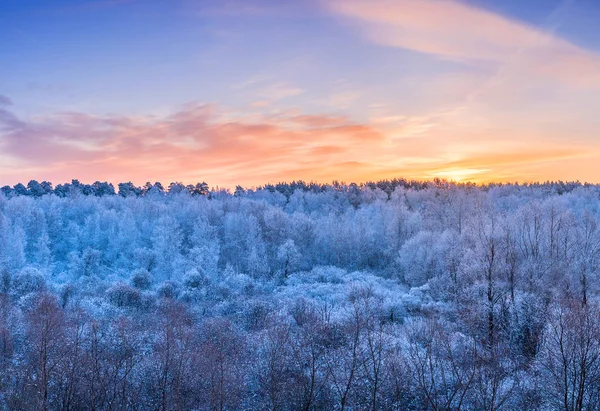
[0,177,590,200]
[0,180,210,198]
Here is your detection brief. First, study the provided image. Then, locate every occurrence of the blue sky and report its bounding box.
[1,0,600,187]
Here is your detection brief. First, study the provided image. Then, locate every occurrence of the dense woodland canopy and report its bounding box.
[1,178,600,410]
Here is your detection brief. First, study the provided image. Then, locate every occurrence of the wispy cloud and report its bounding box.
[190,0,312,18]
[0,98,591,186]
[0,102,385,186]
[325,0,600,87]
[234,76,306,105]
[0,95,12,106]
[258,82,305,101]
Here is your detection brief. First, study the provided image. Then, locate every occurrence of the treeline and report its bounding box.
[0,177,590,199]
[1,180,600,409]
[0,179,210,198]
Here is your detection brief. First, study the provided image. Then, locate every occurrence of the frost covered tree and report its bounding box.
[152,215,184,280]
[0,178,599,408]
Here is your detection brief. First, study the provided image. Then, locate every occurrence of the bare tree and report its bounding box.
[470,344,519,411]
[198,317,246,411]
[406,318,476,410]
[326,287,373,411]
[153,300,195,411]
[540,299,600,411]
[24,293,67,411]
[574,211,600,306]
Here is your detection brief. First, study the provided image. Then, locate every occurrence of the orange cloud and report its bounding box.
[0,100,596,188]
[310,145,347,156]
[0,104,387,187]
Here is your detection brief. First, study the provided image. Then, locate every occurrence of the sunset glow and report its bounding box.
[2,0,600,187]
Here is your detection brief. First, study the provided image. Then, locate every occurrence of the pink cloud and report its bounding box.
[0,103,389,187]
[0,100,596,187]
[326,0,600,87]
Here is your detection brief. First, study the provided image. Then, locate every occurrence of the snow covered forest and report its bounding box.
[1,178,600,410]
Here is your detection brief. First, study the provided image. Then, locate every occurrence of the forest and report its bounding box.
[1,178,600,410]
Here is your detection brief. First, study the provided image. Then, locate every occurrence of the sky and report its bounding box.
[1,0,600,188]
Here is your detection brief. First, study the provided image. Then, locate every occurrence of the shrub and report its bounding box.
[131,269,152,290]
[107,283,142,308]
[12,267,46,297]
[183,270,208,290]
[157,281,179,299]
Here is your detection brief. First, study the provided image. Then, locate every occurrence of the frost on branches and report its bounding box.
[1,179,600,410]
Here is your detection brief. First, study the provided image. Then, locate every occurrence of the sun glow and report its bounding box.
[430,168,489,183]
